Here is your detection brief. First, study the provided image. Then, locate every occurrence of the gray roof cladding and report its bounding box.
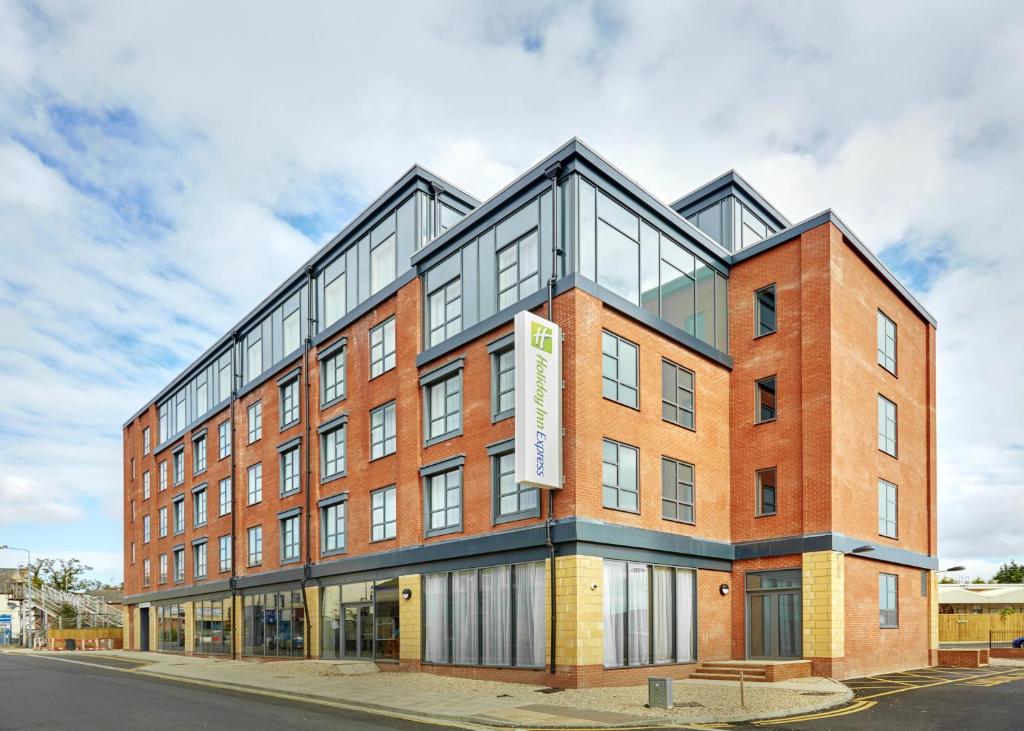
[670,168,792,231]
[125,137,935,428]
[123,165,479,428]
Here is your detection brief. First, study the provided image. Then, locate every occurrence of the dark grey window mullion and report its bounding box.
[510,564,518,668]
[447,572,453,664]
[476,568,483,667]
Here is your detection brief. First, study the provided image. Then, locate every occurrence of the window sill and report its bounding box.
[755,512,778,519]
[754,418,776,426]
[369,451,396,463]
[248,563,262,568]
[320,395,346,410]
[369,366,395,381]
[218,454,230,462]
[491,410,514,424]
[494,509,542,525]
[194,522,207,529]
[193,468,207,478]
[602,395,641,412]
[879,449,899,459]
[280,419,300,432]
[662,516,696,526]
[424,430,462,448]
[219,510,231,518]
[173,530,184,537]
[425,526,462,539]
[320,548,347,558]
[879,364,898,378]
[369,535,397,545]
[878,533,899,540]
[603,505,641,516]
[320,472,346,486]
[281,557,301,565]
[753,330,777,340]
[280,488,302,498]
[663,418,696,432]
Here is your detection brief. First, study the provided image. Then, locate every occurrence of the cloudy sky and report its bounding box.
[1,0,1021,584]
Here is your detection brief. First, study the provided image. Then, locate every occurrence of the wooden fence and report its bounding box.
[939,613,1024,643]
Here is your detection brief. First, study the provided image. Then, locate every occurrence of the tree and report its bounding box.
[938,576,958,584]
[993,560,1024,584]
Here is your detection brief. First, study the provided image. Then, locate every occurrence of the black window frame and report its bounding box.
[279,374,300,429]
[877,309,897,375]
[755,467,777,516]
[489,442,540,524]
[755,375,777,424]
[369,401,397,460]
[878,478,898,538]
[369,317,396,379]
[488,334,515,423]
[661,457,695,524]
[422,365,463,447]
[319,340,346,407]
[601,330,639,409]
[879,573,899,628]
[422,459,464,538]
[427,276,462,347]
[370,485,397,542]
[247,401,262,443]
[661,359,695,430]
[602,438,640,513]
[320,495,347,556]
[878,394,898,457]
[754,284,777,338]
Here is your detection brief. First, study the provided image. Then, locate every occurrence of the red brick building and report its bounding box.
[121,139,938,685]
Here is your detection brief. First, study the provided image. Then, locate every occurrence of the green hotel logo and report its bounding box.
[530,322,554,354]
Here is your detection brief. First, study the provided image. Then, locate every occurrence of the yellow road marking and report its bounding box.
[752,700,877,725]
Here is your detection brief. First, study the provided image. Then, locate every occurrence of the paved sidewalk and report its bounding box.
[4,649,852,727]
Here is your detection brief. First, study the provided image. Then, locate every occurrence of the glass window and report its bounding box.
[426,469,461,535]
[492,347,515,420]
[159,403,170,444]
[173,498,184,534]
[194,487,207,526]
[371,232,396,294]
[247,401,262,443]
[661,458,694,523]
[322,425,346,479]
[243,590,305,658]
[422,561,545,668]
[496,230,540,310]
[282,307,300,355]
[281,514,300,562]
[219,535,231,572]
[156,604,185,653]
[159,506,168,537]
[756,376,777,423]
[878,395,897,456]
[878,311,897,374]
[324,269,346,327]
[602,439,639,512]
[193,542,207,579]
[370,402,396,459]
[601,331,639,408]
[194,598,232,656]
[159,554,168,584]
[661,360,694,429]
[322,500,346,553]
[370,318,396,378]
[248,526,263,566]
[878,479,898,538]
[193,435,207,474]
[428,278,462,347]
[247,463,262,504]
[172,448,184,485]
[173,548,185,583]
[281,446,301,494]
[756,468,777,516]
[218,355,232,402]
[143,559,150,587]
[159,461,167,491]
[371,486,396,541]
[280,378,299,427]
[143,514,151,543]
[246,337,262,382]
[604,561,696,667]
[321,345,346,404]
[596,192,640,304]
[425,373,461,443]
[218,420,231,459]
[755,285,776,337]
[219,477,232,516]
[494,452,539,522]
[143,427,150,455]
[142,471,150,500]
[880,573,898,628]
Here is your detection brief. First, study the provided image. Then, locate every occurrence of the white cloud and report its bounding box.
[0,1,1022,579]
[0,476,83,526]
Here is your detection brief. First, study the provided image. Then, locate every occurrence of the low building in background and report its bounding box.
[939,584,1024,615]
[121,138,939,685]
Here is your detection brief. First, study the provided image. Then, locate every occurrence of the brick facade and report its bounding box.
[122,148,938,686]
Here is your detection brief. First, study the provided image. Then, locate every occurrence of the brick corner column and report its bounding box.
[801,551,844,674]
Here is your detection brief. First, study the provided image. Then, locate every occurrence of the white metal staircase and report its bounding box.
[31,584,123,628]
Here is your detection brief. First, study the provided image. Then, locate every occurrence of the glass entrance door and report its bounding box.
[745,570,802,659]
[343,602,374,659]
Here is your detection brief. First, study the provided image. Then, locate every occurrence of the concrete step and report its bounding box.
[690,671,770,682]
[700,662,771,670]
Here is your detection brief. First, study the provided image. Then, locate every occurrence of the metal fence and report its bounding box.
[990,630,1024,649]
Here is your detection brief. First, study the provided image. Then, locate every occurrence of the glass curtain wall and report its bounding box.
[320,578,400,662]
[193,598,232,655]
[243,590,306,658]
[156,604,185,653]
[575,175,728,353]
[422,561,545,668]
[603,562,696,668]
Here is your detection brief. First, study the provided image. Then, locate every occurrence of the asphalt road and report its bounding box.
[0,653,448,730]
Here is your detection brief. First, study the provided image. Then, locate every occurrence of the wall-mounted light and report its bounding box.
[401,588,412,601]
[719,583,730,596]
[590,582,599,591]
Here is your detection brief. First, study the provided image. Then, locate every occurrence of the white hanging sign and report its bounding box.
[514,310,562,489]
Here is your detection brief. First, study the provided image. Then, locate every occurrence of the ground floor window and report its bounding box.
[193,598,232,655]
[156,603,185,653]
[243,590,305,657]
[423,561,545,668]
[321,578,399,662]
[603,562,695,668]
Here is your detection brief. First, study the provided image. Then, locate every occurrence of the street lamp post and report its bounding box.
[0,545,32,648]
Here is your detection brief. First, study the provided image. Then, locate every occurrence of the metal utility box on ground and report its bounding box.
[648,677,673,709]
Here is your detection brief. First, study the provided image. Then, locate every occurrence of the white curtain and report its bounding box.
[603,561,627,667]
[481,566,511,666]
[627,564,650,665]
[424,574,448,663]
[451,569,478,664]
[514,562,545,667]
[676,569,695,662]
[652,566,674,663]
